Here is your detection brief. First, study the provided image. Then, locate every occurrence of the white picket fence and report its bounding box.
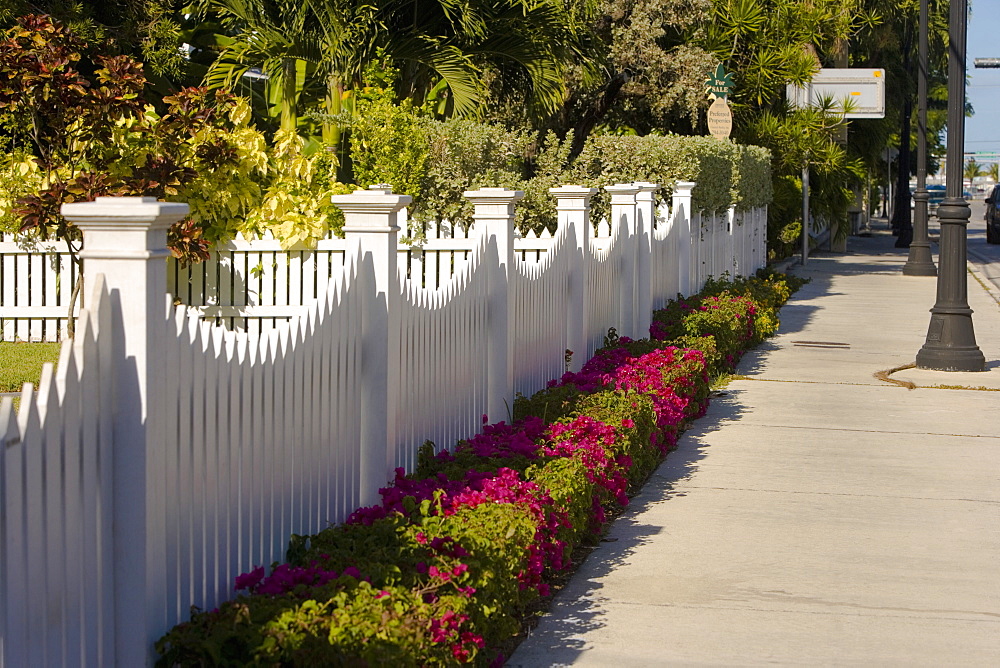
[0,182,766,666]
[1,187,763,342]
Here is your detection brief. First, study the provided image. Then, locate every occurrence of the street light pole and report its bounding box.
[903,0,937,276]
[915,0,985,371]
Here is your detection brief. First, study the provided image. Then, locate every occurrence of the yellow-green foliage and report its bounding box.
[350,93,429,205]
[245,131,353,248]
[0,152,44,235]
[104,98,269,243]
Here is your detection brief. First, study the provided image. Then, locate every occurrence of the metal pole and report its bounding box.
[915,0,985,371]
[904,0,937,275]
[801,165,809,265]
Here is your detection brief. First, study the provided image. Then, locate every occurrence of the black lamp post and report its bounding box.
[903,0,937,276]
[915,0,986,371]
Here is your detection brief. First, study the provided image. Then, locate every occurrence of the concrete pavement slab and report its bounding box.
[509,231,1000,666]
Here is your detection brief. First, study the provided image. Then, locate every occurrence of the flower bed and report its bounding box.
[155,271,803,667]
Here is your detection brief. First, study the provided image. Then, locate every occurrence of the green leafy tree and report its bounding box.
[197,0,587,152]
[487,0,715,157]
[0,15,267,334]
[848,0,951,241]
[0,1,190,84]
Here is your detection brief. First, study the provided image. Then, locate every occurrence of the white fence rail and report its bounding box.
[1,182,766,665]
[1,185,766,342]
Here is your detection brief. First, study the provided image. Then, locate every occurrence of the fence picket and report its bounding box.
[1,396,28,666]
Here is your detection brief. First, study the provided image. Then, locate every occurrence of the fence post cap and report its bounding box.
[605,183,640,204]
[548,185,599,197]
[674,181,696,191]
[463,187,525,202]
[61,196,189,229]
[331,191,411,232]
[633,182,659,202]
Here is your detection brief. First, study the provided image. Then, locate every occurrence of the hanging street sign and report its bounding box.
[705,64,734,139]
[786,68,886,118]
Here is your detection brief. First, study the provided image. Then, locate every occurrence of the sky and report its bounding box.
[964,0,1000,161]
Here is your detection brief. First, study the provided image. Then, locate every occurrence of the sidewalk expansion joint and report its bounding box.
[676,484,1000,506]
[729,376,884,387]
[967,264,1000,307]
[714,422,999,440]
[875,364,917,389]
[610,600,1000,623]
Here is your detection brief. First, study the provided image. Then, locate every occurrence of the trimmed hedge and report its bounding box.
[155,271,802,667]
[376,119,772,235]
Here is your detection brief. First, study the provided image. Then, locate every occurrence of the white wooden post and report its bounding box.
[633,182,658,339]
[672,181,694,297]
[332,188,411,506]
[726,206,736,278]
[62,196,189,666]
[464,188,522,423]
[550,185,597,371]
[605,184,639,339]
[758,207,766,272]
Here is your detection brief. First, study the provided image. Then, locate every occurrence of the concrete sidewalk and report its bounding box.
[509,231,1000,666]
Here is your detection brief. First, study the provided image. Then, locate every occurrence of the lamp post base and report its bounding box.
[902,241,937,275]
[915,310,986,371]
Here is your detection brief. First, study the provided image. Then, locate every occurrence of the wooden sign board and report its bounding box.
[707,97,732,140]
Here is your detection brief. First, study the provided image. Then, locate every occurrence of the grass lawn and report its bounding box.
[1,341,62,394]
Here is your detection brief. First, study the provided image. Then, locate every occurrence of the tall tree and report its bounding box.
[515,0,714,157]
[850,0,951,244]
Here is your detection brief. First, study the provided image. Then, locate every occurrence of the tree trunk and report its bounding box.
[569,70,631,160]
[322,76,342,146]
[280,58,298,134]
[65,240,83,339]
[892,93,913,246]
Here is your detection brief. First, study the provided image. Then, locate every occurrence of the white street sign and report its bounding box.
[787,68,886,118]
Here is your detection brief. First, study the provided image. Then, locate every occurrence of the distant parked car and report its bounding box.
[927,184,946,214]
[909,185,947,213]
[986,184,1000,244]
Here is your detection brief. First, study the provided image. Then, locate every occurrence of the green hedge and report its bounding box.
[350,118,772,235]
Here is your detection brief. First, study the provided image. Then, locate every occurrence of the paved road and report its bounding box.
[965,198,1000,298]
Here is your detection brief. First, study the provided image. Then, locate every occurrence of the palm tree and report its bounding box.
[198,0,581,144]
[964,158,984,182]
[199,0,322,134]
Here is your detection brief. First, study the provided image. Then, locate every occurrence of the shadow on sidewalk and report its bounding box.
[513,391,749,663]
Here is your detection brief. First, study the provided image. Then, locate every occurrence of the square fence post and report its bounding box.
[606,184,640,339]
[333,187,411,506]
[464,188,523,423]
[61,196,189,666]
[633,182,658,339]
[672,182,695,297]
[550,186,598,372]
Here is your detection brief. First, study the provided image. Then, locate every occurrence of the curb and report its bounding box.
[966,251,1000,307]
